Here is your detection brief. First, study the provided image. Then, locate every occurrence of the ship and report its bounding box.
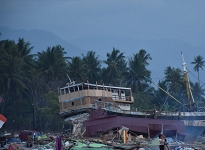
[58,52,205,142]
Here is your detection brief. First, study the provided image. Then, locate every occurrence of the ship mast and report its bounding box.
[181,51,195,110]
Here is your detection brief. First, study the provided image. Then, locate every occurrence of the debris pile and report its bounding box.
[1,127,205,150]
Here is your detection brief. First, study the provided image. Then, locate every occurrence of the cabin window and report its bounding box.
[72,102,74,106]
[65,88,68,94]
[70,87,74,93]
[79,85,83,91]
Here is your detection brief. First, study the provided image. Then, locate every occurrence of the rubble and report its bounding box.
[1,128,205,150]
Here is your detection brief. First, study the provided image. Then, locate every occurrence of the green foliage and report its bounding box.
[191,55,205,83]
[102,47,127,86]
[164,66,184,94]
[131,92,153,111]
[0,37,205,133]
[191,82,205,102]
[36,45,68,82]
[0,39,33,114]
[36,92,63,132]
[82,50,102,83]
[122,49,152,93]
[67,56,86,83]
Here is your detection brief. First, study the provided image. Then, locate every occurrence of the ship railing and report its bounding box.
[104,107,148,115]
[112,95,133,102]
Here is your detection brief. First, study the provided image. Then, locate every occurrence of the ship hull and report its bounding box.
[61,107,205,142]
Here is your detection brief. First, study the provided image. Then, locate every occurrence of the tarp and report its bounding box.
[71,141,111,150]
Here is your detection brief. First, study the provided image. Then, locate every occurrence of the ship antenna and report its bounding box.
[181,51,195,109]
[67,74,72,85]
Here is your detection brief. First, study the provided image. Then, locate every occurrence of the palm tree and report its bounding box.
[191,55,205,84]
[0,39,33,114]
[122,49,152,93]
[82,50,102,83]
[17,38,34,59]
[164,66,184,94]
[32,45,69,130]
[163,66,190,110]
[17,38,34,70]
[191,82,205,111]
[35,45,70,94]
[102,48,126,86]
[36,45,68,83]
[67,56,86,83]
[191,82,205,102]
[152,80,169,110]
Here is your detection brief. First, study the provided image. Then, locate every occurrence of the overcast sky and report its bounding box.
[1,0,205,84]
[1,0,205,48]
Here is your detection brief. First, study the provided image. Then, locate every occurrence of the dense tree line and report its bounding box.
[0,38,205,133]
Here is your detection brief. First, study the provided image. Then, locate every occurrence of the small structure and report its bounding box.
[58,82,134,115]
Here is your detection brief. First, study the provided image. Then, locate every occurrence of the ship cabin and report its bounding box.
[58,82,134,113]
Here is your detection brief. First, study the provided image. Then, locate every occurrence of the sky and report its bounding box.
[1,0,205,84]
[1,0,205,47]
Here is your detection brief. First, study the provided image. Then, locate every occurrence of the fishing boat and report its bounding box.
[58,52,205,142]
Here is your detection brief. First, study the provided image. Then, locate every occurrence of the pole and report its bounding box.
[33,103,35,130]
[32,92,36,131]
[144,76,183,105]
[181,51,195,110]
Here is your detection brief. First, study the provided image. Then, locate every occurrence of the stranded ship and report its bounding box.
[58,52,205,142]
